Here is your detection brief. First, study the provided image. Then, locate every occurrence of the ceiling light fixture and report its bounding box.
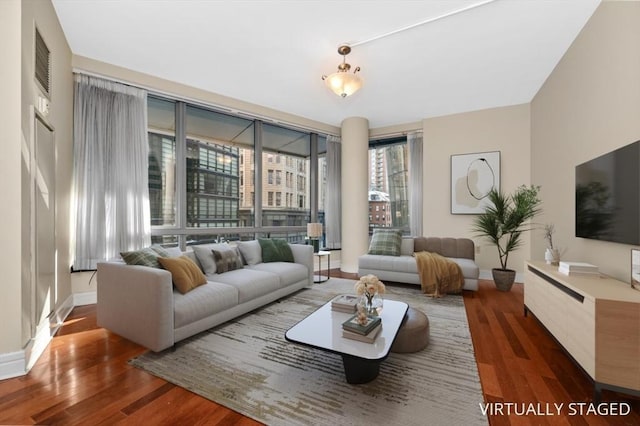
[322,45,362,98]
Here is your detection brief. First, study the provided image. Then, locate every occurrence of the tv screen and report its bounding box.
[575,140,640,245]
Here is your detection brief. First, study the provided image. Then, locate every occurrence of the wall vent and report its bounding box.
[35,28,51,98]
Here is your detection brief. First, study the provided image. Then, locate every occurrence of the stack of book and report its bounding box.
[341,314,382,343]
[558,261,599,276]
[331,294,359,313]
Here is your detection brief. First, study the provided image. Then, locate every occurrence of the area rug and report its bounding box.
[130,278,487,426]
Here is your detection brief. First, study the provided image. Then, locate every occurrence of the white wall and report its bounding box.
[0,0,23,357]
[0,0,72,376]
[531,1,640,282]
[422,104,532,277]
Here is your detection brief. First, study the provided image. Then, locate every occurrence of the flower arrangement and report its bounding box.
[354,274,386,317]
[354,274,386,297]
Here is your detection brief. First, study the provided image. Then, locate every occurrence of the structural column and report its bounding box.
[340,117,369,273]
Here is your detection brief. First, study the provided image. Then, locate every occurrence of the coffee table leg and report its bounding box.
[341,355,380,384]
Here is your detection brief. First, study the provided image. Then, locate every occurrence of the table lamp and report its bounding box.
[307,223,322,253]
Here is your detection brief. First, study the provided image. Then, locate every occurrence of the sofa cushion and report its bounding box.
[150,245,172,257]
[359,254,418,274]
[208,268,281,303]
[237,240,262,265]
[414,237,475,260]
[248,262,308,287]
[192,243,234,275]
[120,247,162,268]
[368,229,403,256]
[158,256,207,294]
[173,282,239,329]
[450,257,480,279]
[212,248,244,273]
[259,238,294,263]
[183,250,198,264]
[151,245,183,258]
[359,254,479,281]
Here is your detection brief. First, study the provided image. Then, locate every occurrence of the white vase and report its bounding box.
[360,292,383,315]
[545,248,560,266]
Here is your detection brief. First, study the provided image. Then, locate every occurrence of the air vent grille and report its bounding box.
[35,28,50,97]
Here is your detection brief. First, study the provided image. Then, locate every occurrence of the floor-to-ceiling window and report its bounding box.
[148,97,178,246]
[261,123,310,230]
[368,137,409,234]
[147,95,325,248]
[184,105,253,245]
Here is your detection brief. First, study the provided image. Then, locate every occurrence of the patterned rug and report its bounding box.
[130,278,487,426]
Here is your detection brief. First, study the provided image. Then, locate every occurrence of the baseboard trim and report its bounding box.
[0,351,26,381]
[2,293,77,379]
[73,291,97,306]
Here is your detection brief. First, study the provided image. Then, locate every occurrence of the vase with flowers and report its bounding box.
[354,274,386,315]
[543,223,560,266]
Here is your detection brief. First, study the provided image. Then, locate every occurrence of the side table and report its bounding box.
[313,250,330,283]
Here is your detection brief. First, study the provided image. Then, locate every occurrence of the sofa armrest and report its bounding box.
[289,243,314,285]
[97,262,175,352]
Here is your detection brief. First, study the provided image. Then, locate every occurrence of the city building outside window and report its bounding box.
[147,96,319,247]
[368,138,409,234]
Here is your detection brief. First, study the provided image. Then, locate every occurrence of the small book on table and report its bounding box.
[342,323,382,344]
[331,294,358,313]
[342,314,381,335]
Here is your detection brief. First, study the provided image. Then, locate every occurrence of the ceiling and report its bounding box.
[52,0,601,129]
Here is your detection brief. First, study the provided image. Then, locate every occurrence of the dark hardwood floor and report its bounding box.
[0,271,638,425]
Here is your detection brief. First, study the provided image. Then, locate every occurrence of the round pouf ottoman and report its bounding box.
[390,307,430,353]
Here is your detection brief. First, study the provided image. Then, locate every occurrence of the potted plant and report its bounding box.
[472,185,542,291]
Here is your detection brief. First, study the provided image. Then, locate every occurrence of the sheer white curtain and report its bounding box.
[325,136,341,249]
[408,131,423,236]
[72,74,150,270]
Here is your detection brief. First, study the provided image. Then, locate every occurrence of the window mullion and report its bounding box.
[254,120,263,231]
[175,101,187,249]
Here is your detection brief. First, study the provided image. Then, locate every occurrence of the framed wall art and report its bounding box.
[451,151,500,214]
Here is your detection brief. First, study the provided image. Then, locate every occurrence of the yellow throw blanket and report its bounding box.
[414,251,464,297]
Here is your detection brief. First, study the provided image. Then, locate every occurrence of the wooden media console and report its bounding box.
[524,261,640,401]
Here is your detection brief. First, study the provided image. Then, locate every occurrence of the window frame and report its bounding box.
[147,95,326,249]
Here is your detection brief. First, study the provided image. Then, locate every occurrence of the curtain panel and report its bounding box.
[408,131,423,236]
[325,136,341,249]
[72,74,150,270]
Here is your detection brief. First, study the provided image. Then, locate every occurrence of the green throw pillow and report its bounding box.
[258,238,294,263]
[367,229,403,256]
[120,247,162,268]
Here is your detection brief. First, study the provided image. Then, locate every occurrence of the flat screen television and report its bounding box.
[575,139,640,245]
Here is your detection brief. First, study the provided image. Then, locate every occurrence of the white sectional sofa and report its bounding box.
[358,237,479,291]
[97,240,313,352]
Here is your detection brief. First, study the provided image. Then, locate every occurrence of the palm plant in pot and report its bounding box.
[472,185,542,291]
